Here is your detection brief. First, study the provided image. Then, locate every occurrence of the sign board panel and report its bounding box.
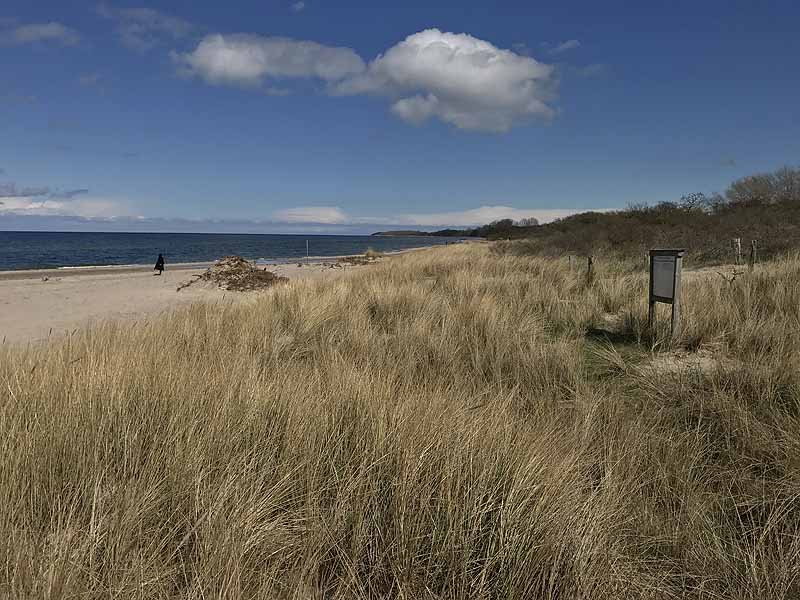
[648,249,685,340]
[652,255,676,300]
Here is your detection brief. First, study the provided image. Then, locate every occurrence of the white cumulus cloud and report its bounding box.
[176,28,557,132]
[173,34,365,87]
[0,22,80,46]
[335,29,556,132]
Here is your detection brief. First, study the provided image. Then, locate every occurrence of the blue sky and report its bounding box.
[1,0,799,233]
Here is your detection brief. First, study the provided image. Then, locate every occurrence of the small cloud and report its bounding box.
[0,21,80,46]
[291,1,306,12]
[97,3,194,52]
[548,39,580,55]
[78,73,101,86]
[173,33,365,87]
[721,158,736,167]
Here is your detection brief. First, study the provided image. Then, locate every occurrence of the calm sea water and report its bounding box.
[0,231,458,271]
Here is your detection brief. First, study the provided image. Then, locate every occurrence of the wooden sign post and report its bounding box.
[648,249,685,340]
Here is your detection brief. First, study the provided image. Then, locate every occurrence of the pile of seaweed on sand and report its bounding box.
[178,256,288,292]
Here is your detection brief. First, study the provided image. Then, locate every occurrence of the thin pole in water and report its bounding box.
[306,240,309,264]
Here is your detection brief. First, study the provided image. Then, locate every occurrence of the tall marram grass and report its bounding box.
[1,244,799,598]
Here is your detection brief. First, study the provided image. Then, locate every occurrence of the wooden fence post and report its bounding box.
[587,255,594,286]
[749,240,757,270]
[733,238,742,265]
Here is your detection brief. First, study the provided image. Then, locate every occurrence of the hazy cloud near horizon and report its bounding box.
[0,202,612,232]
[271,205,598,227]
[0,182,131,218]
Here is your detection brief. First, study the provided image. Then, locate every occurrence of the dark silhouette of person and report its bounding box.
[154,253,165,276]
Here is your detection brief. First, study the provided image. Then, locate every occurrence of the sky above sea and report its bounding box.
[1,0,799,233]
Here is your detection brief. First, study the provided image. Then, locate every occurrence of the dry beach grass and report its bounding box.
[1,243,799,598]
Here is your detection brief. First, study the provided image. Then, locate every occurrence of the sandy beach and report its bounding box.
[0,259,364,346]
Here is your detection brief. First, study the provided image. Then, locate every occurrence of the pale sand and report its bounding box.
[0,260,365,346]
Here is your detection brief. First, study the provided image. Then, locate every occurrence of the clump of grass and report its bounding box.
[1,243,798,598]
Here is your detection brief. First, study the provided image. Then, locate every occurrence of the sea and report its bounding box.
[0,231,460,271]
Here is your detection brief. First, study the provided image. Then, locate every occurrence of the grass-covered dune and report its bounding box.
[2,244,799,598]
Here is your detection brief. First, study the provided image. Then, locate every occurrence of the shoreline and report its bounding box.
[0,244,442,282]
[0,245,454,345]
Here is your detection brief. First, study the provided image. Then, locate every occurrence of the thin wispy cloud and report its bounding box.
[176,28,557,133]
[51,189,90,199]
[571,63,608,78]
[0,92,37,104]
[0,21,80,46]
[0,183,51,198]
[291,1,306,12]
[47,118,81,132]
[548,39,580,55]
[78,73,102,86]
[97,3,194,52]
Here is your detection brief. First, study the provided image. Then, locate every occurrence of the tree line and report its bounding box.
[487,165,800,265]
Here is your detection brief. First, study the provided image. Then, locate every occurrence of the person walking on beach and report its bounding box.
[154,253,165,276]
